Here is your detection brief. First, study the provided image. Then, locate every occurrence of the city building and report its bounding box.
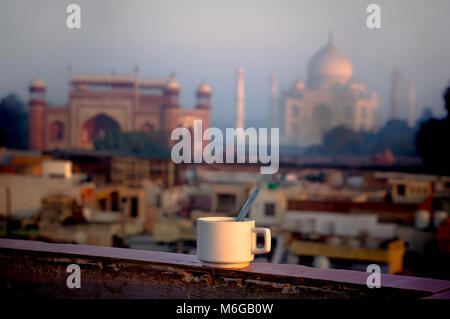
[51,149,177,187]
[249,184,303,227]
[0,157,153,246]
[0,160,92,218]
[28,69,211,151]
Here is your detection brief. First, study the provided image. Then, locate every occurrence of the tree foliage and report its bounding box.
[94,130,171,158]
[0,94,28,149]
[416,87,450,173]
[306,119,417,156]
[377,119,416,156]
[322,126,365,155]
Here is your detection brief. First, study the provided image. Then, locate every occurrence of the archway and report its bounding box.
[140,122,156,134]
[80,114,120,148]
[313,104,332,134]
[344,105,355,129]
[50,121,64,141]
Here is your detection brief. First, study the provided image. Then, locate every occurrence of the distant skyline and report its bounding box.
[1,0,450,130]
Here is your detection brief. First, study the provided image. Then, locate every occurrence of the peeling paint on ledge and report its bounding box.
[0,238,449,299]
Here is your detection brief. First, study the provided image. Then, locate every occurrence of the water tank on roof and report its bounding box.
[415,209,431,229]
[313,256,331,269]
[433,211,449,228]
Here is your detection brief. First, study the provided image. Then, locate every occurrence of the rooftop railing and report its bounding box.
[0,238,449,299]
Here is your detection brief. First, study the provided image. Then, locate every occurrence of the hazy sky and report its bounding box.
[1,0,450,129]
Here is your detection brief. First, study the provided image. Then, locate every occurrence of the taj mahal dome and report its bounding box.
[270,35,379,147]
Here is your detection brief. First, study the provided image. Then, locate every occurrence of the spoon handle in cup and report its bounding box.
[236,188,259,221]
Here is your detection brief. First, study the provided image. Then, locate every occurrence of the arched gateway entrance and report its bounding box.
[80,114,120,149]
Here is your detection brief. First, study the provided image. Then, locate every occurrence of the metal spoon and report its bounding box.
[235,188,260,221]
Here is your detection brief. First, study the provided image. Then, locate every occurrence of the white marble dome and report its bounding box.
[307,36,353,90]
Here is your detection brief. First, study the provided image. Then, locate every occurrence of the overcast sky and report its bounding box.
[1,0,450,129]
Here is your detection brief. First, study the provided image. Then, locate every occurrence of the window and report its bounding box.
[397,184,406,196]
[50,121,64,141]
[111,192,119,211]
[98,198,107,211]
[48,173,65,179]
[156,194,161,208]
[130,197,138,217]
[141,123,155,134]
[313,104,332,133]
[264,203,276,216]
[361,107,367,123]
[325,221,336,235]
[345,105,354,127]
[305,218,316,234]
[292,124,300,137]
[345,105,353,118]
[217,194,236,213]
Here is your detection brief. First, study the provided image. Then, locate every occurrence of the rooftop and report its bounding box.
[1,238,449,299]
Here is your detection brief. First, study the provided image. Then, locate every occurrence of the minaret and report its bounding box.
[269,74,279,128]
[407,77,416,127]
[29,78,46,151]
[236,67,245,129]
[164,72,180,108]
[68,66,72,94]
[196,82,212,110]
[132,66,140,131]
[391,70,402,119]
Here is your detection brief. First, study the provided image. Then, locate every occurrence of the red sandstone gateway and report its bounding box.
[28,70,211,151]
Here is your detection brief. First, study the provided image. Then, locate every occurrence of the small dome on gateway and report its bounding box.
[197,82,212,95]
[166,73,180,91]
[30,77,46,89]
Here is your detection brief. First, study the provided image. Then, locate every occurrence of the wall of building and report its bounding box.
[0,174,90,216]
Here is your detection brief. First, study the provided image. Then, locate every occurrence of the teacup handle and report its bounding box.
[252,228,271,254]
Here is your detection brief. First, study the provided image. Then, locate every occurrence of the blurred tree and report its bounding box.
[0,94,28,149]
[94,130,170,158]
[377,119,416,156]
[306,119,417,157]
[417,107,434,127]
[322,126,365,155]
[416,86,450,173]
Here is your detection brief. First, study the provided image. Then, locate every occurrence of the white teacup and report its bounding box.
[197,217,271,268]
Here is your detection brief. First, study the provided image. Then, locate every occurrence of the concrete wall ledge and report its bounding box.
[0,238,449,299]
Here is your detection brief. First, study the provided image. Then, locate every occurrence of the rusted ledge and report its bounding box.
[0,238,449,299]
